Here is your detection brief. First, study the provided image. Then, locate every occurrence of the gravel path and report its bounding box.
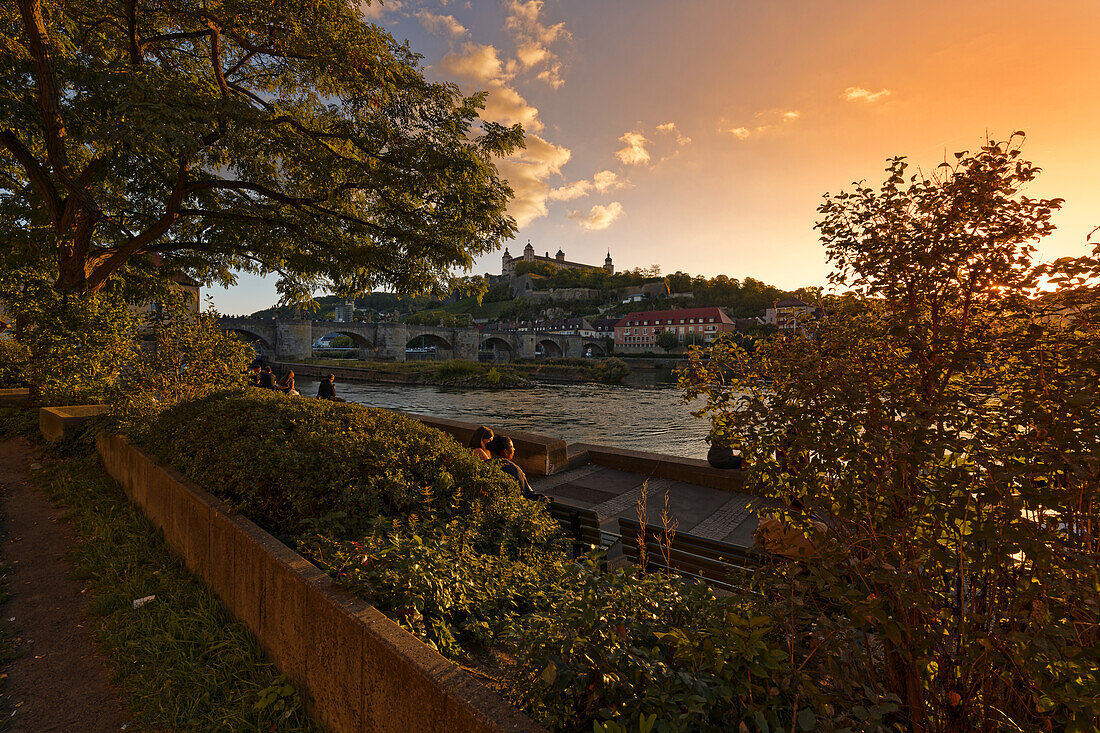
[0,438,129,732]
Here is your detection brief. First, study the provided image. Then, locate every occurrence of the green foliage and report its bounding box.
[307,523,561,659]
[0,336,28,387]
[328,335,354,348]
[113,304,253,439]
[655,331,680,353]
[141,391,560,554]
[1,0,522,300]
[405,310,472,327]
[1,274,141,404]
[513,562,806,733]
[681,136,1100,732]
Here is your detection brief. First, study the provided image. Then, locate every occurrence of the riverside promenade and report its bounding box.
[404,411,774,549]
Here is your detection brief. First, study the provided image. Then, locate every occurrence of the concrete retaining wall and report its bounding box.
[39,405,108,441]
[96,434,542,733]
[407,414,567,477]
[568,442,752,494]
[0,388,30,408]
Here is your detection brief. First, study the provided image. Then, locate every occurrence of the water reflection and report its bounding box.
[295,379,710,459]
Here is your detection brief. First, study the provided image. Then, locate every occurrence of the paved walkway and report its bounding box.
[531,464,775,547]
[0,439,129,732]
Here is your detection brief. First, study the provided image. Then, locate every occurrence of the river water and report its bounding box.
[295,378,711,459]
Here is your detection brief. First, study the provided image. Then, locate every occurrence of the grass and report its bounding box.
[23,440,321,732]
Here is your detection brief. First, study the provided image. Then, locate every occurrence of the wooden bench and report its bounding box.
[618,518,776,591]
[548,499,606,559]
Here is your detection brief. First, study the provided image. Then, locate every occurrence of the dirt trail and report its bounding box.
[0,438,129,732]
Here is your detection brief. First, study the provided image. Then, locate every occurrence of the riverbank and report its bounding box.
[279,357,632,388]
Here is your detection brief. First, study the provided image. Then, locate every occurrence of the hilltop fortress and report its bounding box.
[502,241,613,276]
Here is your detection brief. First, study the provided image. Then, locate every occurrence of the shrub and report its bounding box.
[0,336,28,388]
[512,562,810,733]
[141,390,560,555]
[113,306,253,439]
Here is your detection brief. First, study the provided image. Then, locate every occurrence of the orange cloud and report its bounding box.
[568,202,625,231]
[842,86,892,103]
[615,131,651,165]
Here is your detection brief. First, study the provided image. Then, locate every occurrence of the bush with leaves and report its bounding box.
[0,335,29,387]
[680,135,1100,733]
[141,390,561,554]
[510,561,850,733]
[306,521,562,660]
[112,302,253,438]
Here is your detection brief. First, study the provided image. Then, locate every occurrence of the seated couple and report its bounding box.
[468,425,541,501]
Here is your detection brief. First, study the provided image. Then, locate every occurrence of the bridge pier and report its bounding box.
[275,319,313,361]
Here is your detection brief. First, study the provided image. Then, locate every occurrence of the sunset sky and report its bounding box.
[211,0,1100,313]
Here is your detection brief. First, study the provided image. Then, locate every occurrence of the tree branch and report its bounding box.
[82,154,192,292]
[0,129,62,225]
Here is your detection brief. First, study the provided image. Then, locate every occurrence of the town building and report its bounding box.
[333,300,355,322]
[502,241,613,276]
[614,307,737,350]
[530,318,596,338]
[764,297,823,330]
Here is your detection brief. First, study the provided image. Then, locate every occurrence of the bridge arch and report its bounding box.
[582,341,607,357]
[479,336,514,363]
[224,327,275,362]
[315,330,375,360]
[406,333,454,361]
[535,338,563,359]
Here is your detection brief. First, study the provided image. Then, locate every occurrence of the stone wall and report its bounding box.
[96,434,543,733]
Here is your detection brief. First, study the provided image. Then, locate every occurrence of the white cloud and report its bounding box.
[656,121,691,146]
[727,126,752,139]
[782,110,800,121]
[615,131,651,166]
[482,85,542,132]
[359,0,402,20]
[569,202,624,231]
[415,10,467,38]
[592,170,625,192]
[548,180,592,201]
[438,42,509,85]
[504,0,570,88]
[496,135,571,227]
[842,86,892,103]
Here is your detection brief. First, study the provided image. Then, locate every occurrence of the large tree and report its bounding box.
[0,0,522,301]
[681,136,1099,732]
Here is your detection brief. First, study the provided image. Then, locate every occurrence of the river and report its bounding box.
[295,378,711,459]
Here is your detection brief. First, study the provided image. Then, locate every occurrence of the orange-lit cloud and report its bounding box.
[657,122,692,146]
[497,135,572,227]
[569,201,624,231]
[505,0,570,89]
[615,131,651,165]
[723,110,800,140]
[843,86,892,103]
[415,10,467,38]
[549,170,628,202]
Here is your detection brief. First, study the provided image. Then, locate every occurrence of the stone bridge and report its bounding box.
[218,317,608,363]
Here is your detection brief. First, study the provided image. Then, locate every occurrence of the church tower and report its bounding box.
[501,247,512,276]
[523,240,535,262]
[604,251,614,274]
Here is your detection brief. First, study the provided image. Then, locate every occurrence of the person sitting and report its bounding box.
[753,498,826,560]
[258,366,276,390]
[468,426,494,461]
[706,430,744,470]
[487,435,540,500]
[317,374,337,400]
[277,370,298,396]
[248,366,262,387]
